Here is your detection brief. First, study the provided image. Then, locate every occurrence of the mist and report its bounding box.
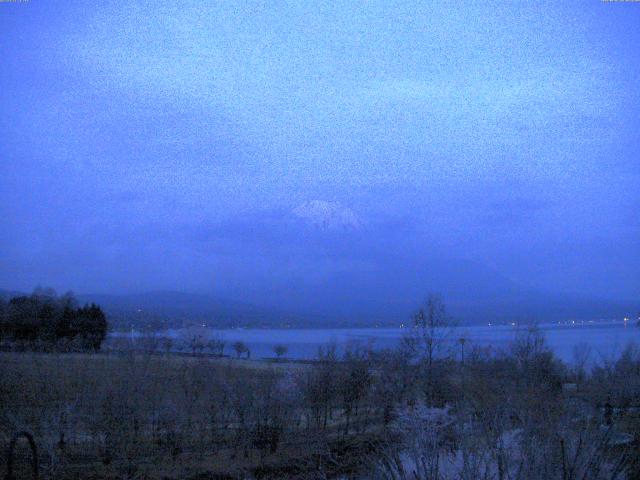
[1,1,638,324]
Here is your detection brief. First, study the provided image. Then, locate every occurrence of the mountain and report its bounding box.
[292,200,362,230]
[235,255,638,324]
[2,263,636,330]
[76,291,309,331]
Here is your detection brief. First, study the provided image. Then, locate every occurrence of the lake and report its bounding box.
[162,320,640,364]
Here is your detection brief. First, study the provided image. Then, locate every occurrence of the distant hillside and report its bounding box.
[2,284,636,331]
[222,255,638,325]
[76,291,313,331]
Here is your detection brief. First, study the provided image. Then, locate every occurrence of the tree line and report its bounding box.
[0,287,108,351]
[3,322,640,478]
[1,293,639,478]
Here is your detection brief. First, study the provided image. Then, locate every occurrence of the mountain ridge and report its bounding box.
[2,284,636,331]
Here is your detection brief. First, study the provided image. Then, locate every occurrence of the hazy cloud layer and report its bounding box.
[1,1,638,320]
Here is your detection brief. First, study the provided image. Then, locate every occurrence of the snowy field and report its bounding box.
[160,321,640,364]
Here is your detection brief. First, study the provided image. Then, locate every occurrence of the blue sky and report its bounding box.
[1,1,638,317]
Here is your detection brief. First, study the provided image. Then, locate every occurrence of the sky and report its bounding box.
[1,1,638,320]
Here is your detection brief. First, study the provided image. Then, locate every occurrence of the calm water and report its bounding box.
[162,321,640,364]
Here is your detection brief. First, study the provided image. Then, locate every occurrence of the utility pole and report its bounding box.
[458,337,466,365]
[459,337,467,404]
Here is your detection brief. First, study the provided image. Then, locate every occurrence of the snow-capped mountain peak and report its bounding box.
[292,200,362,230]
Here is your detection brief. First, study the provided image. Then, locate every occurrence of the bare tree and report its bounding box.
[180,327,209,356]
[233,340,248,359]
[571,342,592,390]
[405,294,455,367]
[160,336,173,354]
[338,343,372,435]
[297,343,339,430]
[189,335,205,355]
[208,335,226,356]
[403,294,456,405]
[273,344,288,360]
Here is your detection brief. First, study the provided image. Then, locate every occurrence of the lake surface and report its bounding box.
[163,321,640,364]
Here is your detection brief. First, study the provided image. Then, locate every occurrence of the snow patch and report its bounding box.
[292,200,362,230]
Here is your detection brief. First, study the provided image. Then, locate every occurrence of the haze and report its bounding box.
[1,1,638,323]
